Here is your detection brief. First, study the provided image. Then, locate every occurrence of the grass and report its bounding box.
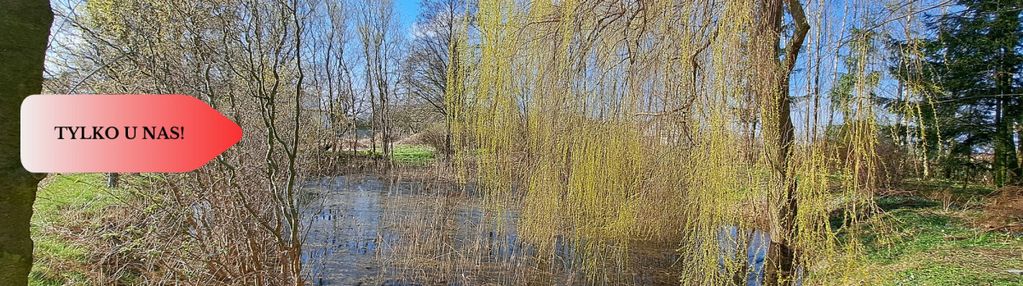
[29,173,121,286]
[390,145,436,166]
[863,181,1023,285]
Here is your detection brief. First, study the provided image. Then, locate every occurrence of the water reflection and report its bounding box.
[299,175,682,285]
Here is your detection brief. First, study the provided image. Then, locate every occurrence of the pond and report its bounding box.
[299,175,772,285]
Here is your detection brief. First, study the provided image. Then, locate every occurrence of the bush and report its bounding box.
[417,123,450,157]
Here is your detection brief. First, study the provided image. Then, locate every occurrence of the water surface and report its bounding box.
[300,175,683,285]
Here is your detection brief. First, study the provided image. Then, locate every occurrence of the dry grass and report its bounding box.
[979,186,1023,232]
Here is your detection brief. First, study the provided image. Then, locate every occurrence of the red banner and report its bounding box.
[21,94,242,172]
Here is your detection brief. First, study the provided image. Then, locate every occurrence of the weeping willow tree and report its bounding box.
[448,0,888,284]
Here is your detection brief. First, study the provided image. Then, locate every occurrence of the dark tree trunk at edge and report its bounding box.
[0,0,53,284]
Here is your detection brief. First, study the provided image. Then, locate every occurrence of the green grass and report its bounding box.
[29,173,120,286]
[351,144,437,166]
[390,145,436,166]
[863,180,1023,285]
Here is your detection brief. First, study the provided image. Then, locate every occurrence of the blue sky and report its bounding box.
[394,0,422,33]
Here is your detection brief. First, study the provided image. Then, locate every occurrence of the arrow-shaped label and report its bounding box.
[21,94,242,173]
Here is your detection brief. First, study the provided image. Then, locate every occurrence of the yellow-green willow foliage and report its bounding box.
[448,0,889,284]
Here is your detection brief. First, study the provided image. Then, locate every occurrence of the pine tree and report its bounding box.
[894,0,1022,186]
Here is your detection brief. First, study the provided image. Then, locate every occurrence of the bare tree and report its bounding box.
[355,0,402,160]
[310,0,361,154]
[44,0,327,283]
[403,0,473,156]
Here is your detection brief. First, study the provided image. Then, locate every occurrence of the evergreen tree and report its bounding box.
[893,0,1022,186]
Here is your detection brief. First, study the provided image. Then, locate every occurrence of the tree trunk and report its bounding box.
[763,0,809,285]
[1016,122,1023,178]
[994,98,1020,186]
[992,6,1021,186]
[107,173,120,188]
[0,0,52,284]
